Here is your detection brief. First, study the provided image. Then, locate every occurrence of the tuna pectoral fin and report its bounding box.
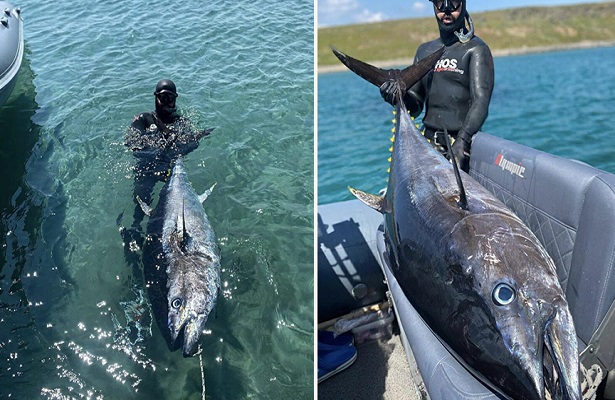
[136,196,153,216]
[198,183,217,204]
[349,186,386,214]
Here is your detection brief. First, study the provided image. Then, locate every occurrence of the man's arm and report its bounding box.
[195,127,214,141]
[130,113,148,135]
[451,42,494,172]
[124,114,149,151]
[402,81,426,118]
[458,43,494,143]
[124,114,147,150]
[379,46,430,118]
[168,117,215,157]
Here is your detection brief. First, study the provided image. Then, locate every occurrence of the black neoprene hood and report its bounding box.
[154,79,178,96]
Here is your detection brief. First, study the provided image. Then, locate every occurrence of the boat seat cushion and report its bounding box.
[469,132,615,348]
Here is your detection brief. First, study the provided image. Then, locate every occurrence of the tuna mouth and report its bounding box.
[522,306,580,400]
[494,302,579,399]
[175,324,195,357]
[170,314,206,357]
[541,315,580,400]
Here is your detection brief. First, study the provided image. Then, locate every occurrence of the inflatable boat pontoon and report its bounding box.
[0,1,23,108]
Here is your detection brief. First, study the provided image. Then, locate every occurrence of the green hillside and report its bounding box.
[318,2,615,68]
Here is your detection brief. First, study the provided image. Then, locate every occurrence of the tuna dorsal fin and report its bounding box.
[174,198,190,252]
[442,129,468,210]
[331,46,444,93]
[136,196,152,216]
[182,198,187,240]
[176,200,185,241]
[198,182,217,204]
[349,186,386,214]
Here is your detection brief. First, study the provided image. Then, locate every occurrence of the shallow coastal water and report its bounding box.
[0,1,314,399]
[318,46,615,204]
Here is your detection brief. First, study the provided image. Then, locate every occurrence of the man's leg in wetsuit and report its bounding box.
[120,160,158,278]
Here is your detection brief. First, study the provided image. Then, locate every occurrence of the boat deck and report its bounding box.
[318,329,425,400]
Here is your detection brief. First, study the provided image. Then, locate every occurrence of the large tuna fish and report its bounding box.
[139,157,220,357]
[333,47,581,399]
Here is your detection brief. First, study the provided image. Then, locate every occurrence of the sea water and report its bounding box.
[318,46,615,204]
[0,0,314,399]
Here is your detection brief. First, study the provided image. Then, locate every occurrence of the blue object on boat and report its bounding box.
[318,330,354,347]
[318,341,357,383]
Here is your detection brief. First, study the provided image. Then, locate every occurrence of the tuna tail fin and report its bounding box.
[331,46,444,92]
[443,128,468,210]
[349,186,387,214]
[198,182,217,204]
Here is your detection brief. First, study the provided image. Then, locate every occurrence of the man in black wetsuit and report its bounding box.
[123,79,213,241]
[380,0,494,172]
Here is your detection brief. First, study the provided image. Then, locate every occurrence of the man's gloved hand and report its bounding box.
[451,133,471,172]
[380,80,399,106]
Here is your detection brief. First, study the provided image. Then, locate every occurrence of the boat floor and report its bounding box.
[318,330,425,400]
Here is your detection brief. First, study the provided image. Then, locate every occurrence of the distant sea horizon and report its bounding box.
[318,39,615,73]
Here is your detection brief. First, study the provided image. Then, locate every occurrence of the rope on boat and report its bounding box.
[581,362,602,400]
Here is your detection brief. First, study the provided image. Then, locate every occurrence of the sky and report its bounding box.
[318,0,614,27]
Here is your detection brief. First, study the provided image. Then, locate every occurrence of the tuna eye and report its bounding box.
[492,283,515,306]
[171,298,183,309]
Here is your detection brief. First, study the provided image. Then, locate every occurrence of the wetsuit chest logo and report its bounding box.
[434,58,464,75]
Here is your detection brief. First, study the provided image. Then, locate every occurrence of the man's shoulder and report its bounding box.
[131,112,160,132]
[133,111,155,123]
[467,35,491,52]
